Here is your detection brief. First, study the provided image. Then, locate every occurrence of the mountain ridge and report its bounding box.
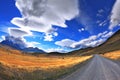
[0,30,120,55]
[0,36,45,53]
[69,29,120,55]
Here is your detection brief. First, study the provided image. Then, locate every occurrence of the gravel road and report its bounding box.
[58,55,120,80]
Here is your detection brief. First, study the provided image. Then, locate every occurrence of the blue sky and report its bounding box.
[0,0,120,53]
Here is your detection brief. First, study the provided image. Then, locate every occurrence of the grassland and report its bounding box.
[102,50,120,60]
[0,30,119,80]
[0,46,92,80]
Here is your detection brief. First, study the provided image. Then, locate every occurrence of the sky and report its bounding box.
[0,0,120,53]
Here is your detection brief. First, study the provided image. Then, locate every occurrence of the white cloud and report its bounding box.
[26,41,41,48]
[53,32,58,36]
[96,9,104,18]
[78,28,85,32]
[46,48,67,53]
[55,39,76,48]
[71,35,98,48]
[98,9,104,14]
[109,0,120,30]
[55,31,114,49]
[98,20,108,27]
[8,28,32,38]
[75,38,105,48]
[97,31,108,37]
[0,35,42,50]
[43,31,58,41]
[101,31,113,38]
[0,36,5,42]
[1,36,27,49]
[44,34,53,41]
[19,37,41,48]
[11,0,79,39]
[1,36,5,40]
[72,31,114,48]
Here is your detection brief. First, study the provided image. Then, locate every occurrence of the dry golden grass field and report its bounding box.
[102,50,120,60]
[0,30,119,80]
[0,46,92,80]
[0,46,91,70]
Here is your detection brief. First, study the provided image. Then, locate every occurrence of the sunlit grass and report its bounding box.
[0,47,92,71]
[102,50,120,60]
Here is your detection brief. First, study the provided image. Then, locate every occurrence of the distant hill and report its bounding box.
[0,36,45,53]
[0,36,26,50]
[69,30,120,56]
[1,30,120,55]
[22,47,46,53]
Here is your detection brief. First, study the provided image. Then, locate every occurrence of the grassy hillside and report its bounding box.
[0,30,120,80]
[69,30,120,56]
[102,50,120,60]
[0,45,91,80]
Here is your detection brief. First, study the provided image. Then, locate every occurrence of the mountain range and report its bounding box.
[0,29,120,54]
[68,29,120,55]
[0,36,45,53]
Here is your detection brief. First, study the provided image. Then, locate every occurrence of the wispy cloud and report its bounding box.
[1,36,27,49]
[109,0,120,30]
[55,31,114,49]
[55,39,76,48]
[78,28,85,32]
[8,28,32,38]
[26,41,41,48]
[43,32,58,41]
[46,47,68,53]
[0,36,5,42]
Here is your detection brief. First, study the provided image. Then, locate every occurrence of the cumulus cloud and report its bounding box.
[98,9,104,14]
[11,0,79,40]
[44,34,54,41]
[1,36,27,49]
[71,35,98,48]
[109,0,120,30]
[9,28,32,38]
[53,32,58,36]
[71,38,105,48]
[46,48,67,53]
[78,28,85,32]
[98,19,108,27]
[55,31,114,49]
[55,39,76,48]
[26,41,41,48]
[1,35,42,50]
[43,32,58,41]
[0,36,5,42]
[72,31,113,48]
[101,31,113,38]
